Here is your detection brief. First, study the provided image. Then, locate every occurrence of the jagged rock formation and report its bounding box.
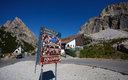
[3,17,38,47]
[78,2,128,35]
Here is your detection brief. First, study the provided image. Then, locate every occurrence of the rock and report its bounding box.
[90,29,128,40]
[3,20,11,27]
[3,17,38,48]
[78,2,128,35]
[112,40,128,53]
[120,40,128,53]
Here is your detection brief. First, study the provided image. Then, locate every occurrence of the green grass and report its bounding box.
[84,36,92,45]
[110,38,128,45]
[80,38,128,60]
[65,49,77,57]
[21,40,34,52]
[80,44,113,58]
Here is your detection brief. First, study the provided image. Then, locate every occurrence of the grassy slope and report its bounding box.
[0,29,18,53]
[80,38,128,60]
[0,27,34,54]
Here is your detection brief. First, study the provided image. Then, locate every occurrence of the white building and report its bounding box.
[61,49,65,55]
[61,34,84,49]
[65,39,76,49]
[13,46,22,54]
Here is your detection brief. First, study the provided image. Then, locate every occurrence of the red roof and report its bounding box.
[61,34,83,44]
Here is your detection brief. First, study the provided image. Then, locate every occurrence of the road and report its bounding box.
[0,56,128,75]
[0,56,36,68]
[61,58,128,75]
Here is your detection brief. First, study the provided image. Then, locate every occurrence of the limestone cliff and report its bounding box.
[3,17,38,47]
[78,2,128,35]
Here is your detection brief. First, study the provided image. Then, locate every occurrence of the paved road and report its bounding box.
[0,56,36,68]
[62,58,128,75]
[0,56,128,75]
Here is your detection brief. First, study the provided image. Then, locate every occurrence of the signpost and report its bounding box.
[35,27,61,80]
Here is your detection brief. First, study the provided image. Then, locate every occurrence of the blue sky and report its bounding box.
[0,0,128,38]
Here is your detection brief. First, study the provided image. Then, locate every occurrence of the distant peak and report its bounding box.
[6,20,11,24]
[15,17,20,20]
[14,17,22,21]
[78,2,128,35]
[4,20,11,27]
[13,17,23,24]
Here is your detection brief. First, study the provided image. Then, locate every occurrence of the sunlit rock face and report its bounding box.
[3,17,38,47]
[78,2,128,35]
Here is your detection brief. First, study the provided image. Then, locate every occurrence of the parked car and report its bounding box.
[16,54,24,59]
[31,53,35,56]
[0,54,4,58]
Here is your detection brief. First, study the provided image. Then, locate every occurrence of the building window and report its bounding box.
[67,44,69,47]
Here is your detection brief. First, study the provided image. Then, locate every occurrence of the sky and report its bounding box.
[0,0,128,38]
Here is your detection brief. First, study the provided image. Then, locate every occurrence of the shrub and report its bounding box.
[0,28,35,53]
[110,38,128,45]
[65,49,77,57]
[84,36,92,45]
[0,29,18,53]
[80,43,115,58]
[80,39,128,60]
[21,40,34,52]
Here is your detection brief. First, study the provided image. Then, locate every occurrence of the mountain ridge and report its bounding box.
[3,17,38,48]
[78,2,128,35]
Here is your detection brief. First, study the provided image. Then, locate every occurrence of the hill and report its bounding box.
[78,2,128,35]
[0,17,38,53]
[75,2,128,59]
[3,17,38,47]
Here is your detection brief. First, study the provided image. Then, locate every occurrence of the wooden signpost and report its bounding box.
[35,27,61,80]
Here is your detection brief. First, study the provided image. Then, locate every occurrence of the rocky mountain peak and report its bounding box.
[13,17,24,24]
[99,2,128,18]
[78,2,128,35]
[4,20,11,27]
[3,17,38,48]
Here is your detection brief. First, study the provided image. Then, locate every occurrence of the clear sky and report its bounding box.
[0,0,128,38]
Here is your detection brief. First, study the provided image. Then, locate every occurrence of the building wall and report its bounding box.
[76,34,84,46]
[65,39,76,49]
[61,49,65,55]
[13,46,22,54]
